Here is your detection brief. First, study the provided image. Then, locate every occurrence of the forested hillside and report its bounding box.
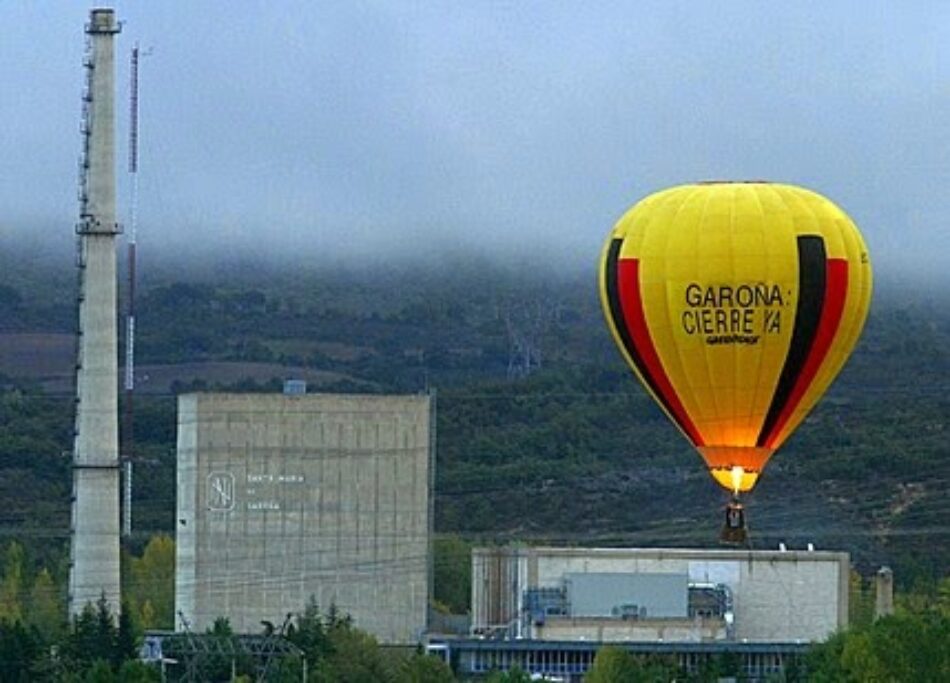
[0,247,947,599]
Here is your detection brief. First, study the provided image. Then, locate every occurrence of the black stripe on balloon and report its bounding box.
[756,235,827,447]
[604,238,683,433]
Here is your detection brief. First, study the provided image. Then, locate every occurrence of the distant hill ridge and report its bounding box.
[0,253,947,588]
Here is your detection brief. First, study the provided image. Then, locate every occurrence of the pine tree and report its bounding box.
[28,567,65,642]
[396,653,456,683]
[66,594,118,670]
[128,536,175,630]
[0,619,42,681]
[115,603,138,668]
[68,603,101,668]
[84,659,116,683]
[94,593,117,664]
[289,596,331,663]
[585,646,641,683]
[0,541,25,622]
[116,659,161,682]
[139,600,155,630]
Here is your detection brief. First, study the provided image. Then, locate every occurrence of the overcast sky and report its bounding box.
[1,1,948,278]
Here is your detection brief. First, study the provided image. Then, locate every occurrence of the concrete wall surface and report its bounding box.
[176,392,432,644]
[472,546,849,643]
[536,617,727,643]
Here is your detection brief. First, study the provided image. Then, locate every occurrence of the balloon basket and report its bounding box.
[720,498,748,545]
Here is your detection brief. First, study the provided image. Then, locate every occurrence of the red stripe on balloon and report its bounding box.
[764,259,849,449]
[618,259,706,447]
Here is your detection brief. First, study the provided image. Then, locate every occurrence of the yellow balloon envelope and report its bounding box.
[599,182,872,493]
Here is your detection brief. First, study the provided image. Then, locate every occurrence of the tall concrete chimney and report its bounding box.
[69,8,121,616]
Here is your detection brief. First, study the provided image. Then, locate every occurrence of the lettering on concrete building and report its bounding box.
[247,501,281,511]
[244,470,308,513]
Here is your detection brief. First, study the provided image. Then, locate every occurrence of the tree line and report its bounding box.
[1,533,948,680]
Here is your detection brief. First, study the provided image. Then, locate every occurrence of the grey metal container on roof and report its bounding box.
[565,572,689,619]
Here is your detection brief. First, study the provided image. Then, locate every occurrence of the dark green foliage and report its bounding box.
[67,603,106,667]
[396,653,456,683]
[0,389,72,539]
[116,660,161,682]
[84,659,116,683]
[287,597,330,662]
[0,255,947,680]
[311,623,392,682]
[43,595,151,681]
[0,619,43,682]
[199,617,254,682]
[484,667,531,682]
[28,566,65,640]
[585,646,681,682]
[96,596,116,654]
[433,535,472,614]
[286,598,397,682]
[116,606,138,668]
[122,535,175,630]
[66,596,122,670]
[1,261,949,577]
[0,578,157,681]
[848,570,875,628]
[586,646,639,682]
[696,652,741,682]
[0,267,74,332]
[806,612,950,681]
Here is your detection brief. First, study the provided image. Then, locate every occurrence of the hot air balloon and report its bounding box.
[599,182,872,541]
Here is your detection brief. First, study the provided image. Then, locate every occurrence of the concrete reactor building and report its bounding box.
[438,546,849,680]
[471,546,849,643]
[175,391,433,644]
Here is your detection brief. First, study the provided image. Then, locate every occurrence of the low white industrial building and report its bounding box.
[471,546,849,644]
[175,391,433,644]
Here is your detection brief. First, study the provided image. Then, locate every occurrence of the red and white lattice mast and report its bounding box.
[121,43,143,539]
